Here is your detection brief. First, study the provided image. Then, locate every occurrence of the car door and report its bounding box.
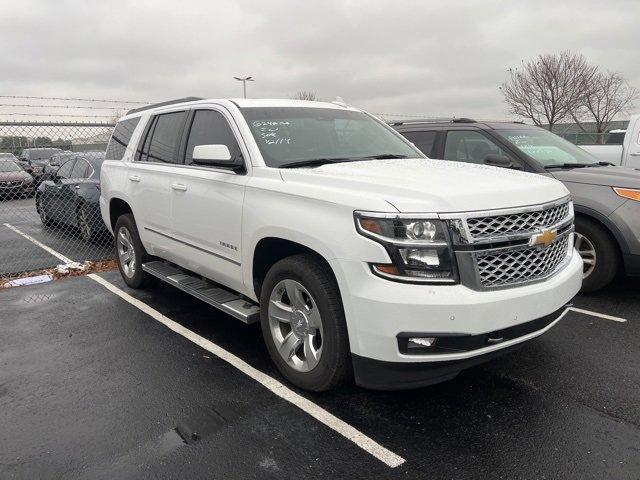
[67,158,91,223]
[126,110,188,261]
[43,158,75,224]
[169,108,248,292]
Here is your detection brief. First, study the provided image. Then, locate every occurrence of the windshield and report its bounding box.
[0,161,22,172]
[241,107,423,167]
[0,153,18,161]
[497,128,599,167]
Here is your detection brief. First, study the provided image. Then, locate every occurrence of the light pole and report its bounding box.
[233,76,254,98]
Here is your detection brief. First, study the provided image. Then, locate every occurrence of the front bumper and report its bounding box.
[352,307,567,389]
[329,251,583,366]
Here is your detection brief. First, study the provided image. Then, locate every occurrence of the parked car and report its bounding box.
[100,98,582,391]
[578,114,640,167]
[392,118,640,291]
[36,151,106,241]
[20,147,64,183]
[0,159,35,199]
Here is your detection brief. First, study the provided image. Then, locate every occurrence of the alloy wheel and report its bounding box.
[574,232,596,279]
[268,279,324,373]
[117,226,136,278]
[78,207,92,241]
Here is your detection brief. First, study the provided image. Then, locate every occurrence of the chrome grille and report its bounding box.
[466,202,570,240]
[475,235,570,288]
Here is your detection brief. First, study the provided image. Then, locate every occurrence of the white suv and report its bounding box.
[100,98,583,391]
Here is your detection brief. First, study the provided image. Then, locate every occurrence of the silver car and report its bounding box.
[392,119,640,292]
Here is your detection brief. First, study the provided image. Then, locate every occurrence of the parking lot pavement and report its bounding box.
[1,272,639,479]
[0,197,113,276]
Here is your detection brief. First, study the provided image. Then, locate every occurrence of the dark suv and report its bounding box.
[392,118,640,292]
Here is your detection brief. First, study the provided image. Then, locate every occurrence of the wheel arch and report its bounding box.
[251,236,339,301]
[109,197,134,231]
[574,206,629,255]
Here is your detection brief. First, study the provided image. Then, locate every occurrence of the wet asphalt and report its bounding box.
[1,270,638,480]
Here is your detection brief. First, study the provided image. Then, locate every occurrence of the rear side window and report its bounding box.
[105,117,141,160]
[184,110,242,165]
[56,159,75,179]
[401,131,437,157]
[71,159,91,179]
[140,111,187,164]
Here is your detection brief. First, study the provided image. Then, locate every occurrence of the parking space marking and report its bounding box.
[3,222,73,263]
[568,307,627,323]
[4,223,405,469]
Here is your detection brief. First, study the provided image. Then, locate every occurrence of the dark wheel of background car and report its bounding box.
[259,254,352,391]
[574,216,620,293]
[114,213,155,289]
[76,204,94,242]
[36,195,52,226]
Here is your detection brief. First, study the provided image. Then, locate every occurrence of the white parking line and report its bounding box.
[568,306,627,323]
[4,223,405,469]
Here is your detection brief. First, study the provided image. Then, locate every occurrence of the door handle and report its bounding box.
[74,185,81,189]
[129,175,141,182]
[630,152,640,157]
[171,183,187,191]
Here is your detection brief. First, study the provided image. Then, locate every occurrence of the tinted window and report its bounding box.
[143,112,187,164]
[71,159,91,179]
[401,131,437,157]
[105,117,141,160]
[444,130,515,165]
[56,159,75,179]
[184,110,242,165]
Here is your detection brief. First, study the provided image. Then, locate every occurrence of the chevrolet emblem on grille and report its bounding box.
[529,229,558,248]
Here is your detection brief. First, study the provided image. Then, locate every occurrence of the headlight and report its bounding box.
[613,187,640,202]
[354,212,458,284]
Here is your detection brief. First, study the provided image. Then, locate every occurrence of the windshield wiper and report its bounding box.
[543,162,597,169]
[363,154,409,159]
[279,157,359,169]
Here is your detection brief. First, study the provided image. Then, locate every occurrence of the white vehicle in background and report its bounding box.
[100,98,582,391]
[579,114,640,167]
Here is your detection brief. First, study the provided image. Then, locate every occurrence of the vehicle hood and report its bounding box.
[0,171,32,182]
[279,158,569,213]
[550,166,640,188]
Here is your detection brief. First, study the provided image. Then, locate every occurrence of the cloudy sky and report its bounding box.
[1,0,638,120]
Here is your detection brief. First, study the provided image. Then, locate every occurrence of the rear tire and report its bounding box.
[575,216,619,293]
[259,254,352,391]
[114,213,155,289]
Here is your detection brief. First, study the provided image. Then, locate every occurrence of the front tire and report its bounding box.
[575,216,620,293]
[259,254,352,391]
[36,195,52,226]
[114,213,155,289]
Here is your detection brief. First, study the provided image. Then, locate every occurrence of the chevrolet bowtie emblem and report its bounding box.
[530,229,558,247]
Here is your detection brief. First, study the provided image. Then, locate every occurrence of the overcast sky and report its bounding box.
[1,0,639,120]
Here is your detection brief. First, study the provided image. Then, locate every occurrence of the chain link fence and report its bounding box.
[0,121,116,284]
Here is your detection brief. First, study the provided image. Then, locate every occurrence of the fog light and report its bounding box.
[408,337,436,348]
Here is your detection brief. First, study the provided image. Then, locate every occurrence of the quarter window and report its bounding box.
[443,131,515,165]
[141,111,187,164]
[401,131,437,157]
[184,110,242,165]
[105,117,140,160]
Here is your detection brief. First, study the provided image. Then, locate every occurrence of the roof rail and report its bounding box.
[126,97,204,116]
[388,117,477,126]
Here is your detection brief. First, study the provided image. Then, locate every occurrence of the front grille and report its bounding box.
[0,181,21,188]
[475,234,570,288]
[466,202,570,240]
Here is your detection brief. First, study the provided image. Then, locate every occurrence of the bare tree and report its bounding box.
[501,51,598,130]
[571,71,638,139]
[291,91,318,101]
